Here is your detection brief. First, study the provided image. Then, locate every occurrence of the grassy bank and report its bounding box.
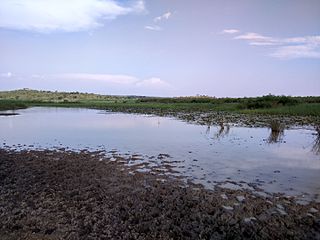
[0,100,28,111]
[241,103,320,116]
[0,89,319,117]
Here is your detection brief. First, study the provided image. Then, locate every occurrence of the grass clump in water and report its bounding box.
[268,120,285,143]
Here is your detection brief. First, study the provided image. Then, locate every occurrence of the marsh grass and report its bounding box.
[268,120,285,143]
[0,100,27,111]
[0,90,319,117]
[241,103,320,116]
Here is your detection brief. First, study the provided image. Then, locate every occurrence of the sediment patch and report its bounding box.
[0,149,319,239]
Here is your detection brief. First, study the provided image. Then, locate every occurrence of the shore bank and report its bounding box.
[0,149,319,239]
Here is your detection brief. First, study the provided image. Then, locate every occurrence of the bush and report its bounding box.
[241,95,299,109]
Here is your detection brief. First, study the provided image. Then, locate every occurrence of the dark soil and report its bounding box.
[0,149,319,240]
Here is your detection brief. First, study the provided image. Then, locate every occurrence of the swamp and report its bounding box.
[1,92,320,239]
[1,1,320,239]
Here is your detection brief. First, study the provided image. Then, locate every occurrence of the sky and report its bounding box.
[0,0,319,97]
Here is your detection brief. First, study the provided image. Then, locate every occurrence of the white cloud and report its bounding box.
[234,32,279,46]
[56,73,138,84]
[0,72,12,78]
[52,73,171,89]
[221,29,239,34]
[136,77,170,88]
[0,0,145,33]
[271,45,320,59]
[227,30,320,59]
[145,11,172,31]
[144,25,162,31]
[154,12,172,22]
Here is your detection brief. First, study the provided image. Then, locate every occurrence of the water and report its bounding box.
[1,107,319,201]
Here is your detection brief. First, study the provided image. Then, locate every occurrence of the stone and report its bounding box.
[236,196,245,202]
[244,217,257,223]
[309,207,318,213]
[276,204,284,210]
[222,205,234,211]
[220,194,228,200]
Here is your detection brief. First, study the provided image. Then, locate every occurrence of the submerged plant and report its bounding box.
[268,120,285,143]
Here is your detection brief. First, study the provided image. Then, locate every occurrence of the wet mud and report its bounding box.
[0,149,319,240]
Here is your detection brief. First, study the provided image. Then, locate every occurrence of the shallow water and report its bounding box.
[1,107,319,201]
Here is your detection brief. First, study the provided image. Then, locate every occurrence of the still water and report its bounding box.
[1,107,319,201]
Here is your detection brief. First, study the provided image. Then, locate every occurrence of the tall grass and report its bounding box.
[268,120,285,143]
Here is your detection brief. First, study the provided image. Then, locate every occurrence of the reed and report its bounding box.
[268,120,285,143]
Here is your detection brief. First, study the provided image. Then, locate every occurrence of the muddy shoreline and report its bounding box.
[0,149,319,239]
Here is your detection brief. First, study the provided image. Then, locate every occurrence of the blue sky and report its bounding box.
[0,0,319,97]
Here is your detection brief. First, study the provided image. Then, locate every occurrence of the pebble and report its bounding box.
[236,196,245,202]
[254,191,268,198]
[276,205,287,216]
[309,207,318,213]
[276,208,287,216]
[266,200,273,205]
[222,206,234,211]
[276,204,284,210]
[220,193,228,200]
[244,217,257,223]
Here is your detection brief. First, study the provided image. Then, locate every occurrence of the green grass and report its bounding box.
[240,103,320,116]
[0,100,27,111]
[0,89,319,117]
[24,101,233,112]
[5,100,317,117]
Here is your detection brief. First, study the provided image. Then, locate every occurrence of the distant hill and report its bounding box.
[0,89,147,102]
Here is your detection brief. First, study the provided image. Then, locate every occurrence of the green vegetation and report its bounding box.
[241,103,320,116]
[0,89,319,117]
[0,100,27,111]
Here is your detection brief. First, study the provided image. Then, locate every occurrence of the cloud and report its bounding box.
[0,72,12,78]
[234,32,279,46]
[56,73,138,84]
[136,77,170,88]
[0,0,145,33]
[144,25,162,31]
[154,12,172,22]
[225,30,320,59]
[221,29,239,34]
[0,72,172,95]
[145,11,172,31]
[52,73,171,88]
[270,44,320,59]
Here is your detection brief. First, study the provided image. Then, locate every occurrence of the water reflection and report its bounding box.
[215,122,230,139]
[312,125,320,155]
[205,122,230,139]
[0,107,319,200]
[268,120,285,144]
